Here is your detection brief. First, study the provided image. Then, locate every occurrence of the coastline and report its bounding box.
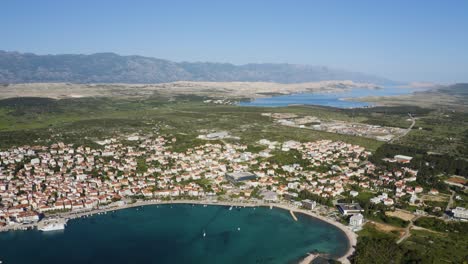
[1,199,356,264]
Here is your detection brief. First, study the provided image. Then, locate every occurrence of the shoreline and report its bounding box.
[1,199,356,264]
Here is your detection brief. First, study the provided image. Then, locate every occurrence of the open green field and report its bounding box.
[1,95,466,156]
[0,96,384,151]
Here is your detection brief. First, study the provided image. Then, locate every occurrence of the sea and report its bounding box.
[0,204,349,264]
[239,86,425,108]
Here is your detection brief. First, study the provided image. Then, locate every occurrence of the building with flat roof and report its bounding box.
[261,190,278,202]
[452,207,468,220]
[394,155,413,163]
[336,203,364,216]
[349,213,364,227]
[225,171,256,183]
[302,199,316,210]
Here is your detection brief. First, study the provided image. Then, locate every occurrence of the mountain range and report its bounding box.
[0,51,392,84]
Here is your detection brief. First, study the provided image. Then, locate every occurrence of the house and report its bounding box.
[415,186,423,193]
[14,211,40,223]
[383,198,394,206]
[370,197,381,204]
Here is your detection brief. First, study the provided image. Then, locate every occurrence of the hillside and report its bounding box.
[0,51,391,84]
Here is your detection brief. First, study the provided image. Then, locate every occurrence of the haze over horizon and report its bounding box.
[1,0,468,83]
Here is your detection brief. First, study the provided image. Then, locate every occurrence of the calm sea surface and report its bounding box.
[239,87,424,108]
[0,205,349,264]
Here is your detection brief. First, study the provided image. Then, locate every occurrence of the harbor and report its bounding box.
[0,199,356,264]
[0,203,351,264]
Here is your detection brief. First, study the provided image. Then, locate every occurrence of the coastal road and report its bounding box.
[390,113,415,143]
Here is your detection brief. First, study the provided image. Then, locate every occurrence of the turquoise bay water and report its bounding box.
[0,205,349,264]
[239,87,423,108]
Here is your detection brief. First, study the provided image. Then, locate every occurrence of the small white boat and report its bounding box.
[237,227,241,231]
[203,231,206,237]
[39,221,66,232]
[203,204,207,207]
[229,206,233,211]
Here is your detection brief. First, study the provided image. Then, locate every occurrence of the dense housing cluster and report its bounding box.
[0,133,465,227]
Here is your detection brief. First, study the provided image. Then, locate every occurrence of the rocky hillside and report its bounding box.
[0,51,391,84]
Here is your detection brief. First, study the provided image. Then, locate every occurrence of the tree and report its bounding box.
[351,237,403,264]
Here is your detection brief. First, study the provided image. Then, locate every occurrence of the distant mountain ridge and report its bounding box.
[0,51,392,84]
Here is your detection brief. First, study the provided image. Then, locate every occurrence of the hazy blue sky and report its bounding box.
[1,0,467,83]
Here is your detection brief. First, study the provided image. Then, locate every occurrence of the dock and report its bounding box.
[290,210,298,221]
[299,253,318,264]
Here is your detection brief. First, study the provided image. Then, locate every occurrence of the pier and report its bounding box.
[290,210,298,221]
[299,253,318,264]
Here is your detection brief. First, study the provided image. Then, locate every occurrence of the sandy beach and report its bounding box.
[1,199,357,264]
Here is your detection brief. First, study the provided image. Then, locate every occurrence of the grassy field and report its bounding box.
[0,97,384,151]
[0,95,466,159]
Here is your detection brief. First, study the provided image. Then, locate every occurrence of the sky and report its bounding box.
[1,0,467,83]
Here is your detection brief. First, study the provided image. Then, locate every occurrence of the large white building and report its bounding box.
[349,213,364,227]
[337,203,364,216]
[452,207,468,219]
[302,199,316,210]
[394,155,413,163]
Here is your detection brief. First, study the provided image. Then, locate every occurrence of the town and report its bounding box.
[1,132,466,237]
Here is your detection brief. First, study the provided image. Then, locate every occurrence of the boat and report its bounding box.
[38,221,66,232]
[237,227,241,231]
[229,206,233,211]
[203,230,206,237]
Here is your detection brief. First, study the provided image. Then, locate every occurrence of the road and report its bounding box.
[396,215,421,244]
[446,190,456,212]
[390,113,415,143]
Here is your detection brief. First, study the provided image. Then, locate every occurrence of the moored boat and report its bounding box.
[39,222,66,232]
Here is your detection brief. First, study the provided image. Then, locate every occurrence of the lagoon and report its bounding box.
[239,87,423,108]
[0,204,349,264]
